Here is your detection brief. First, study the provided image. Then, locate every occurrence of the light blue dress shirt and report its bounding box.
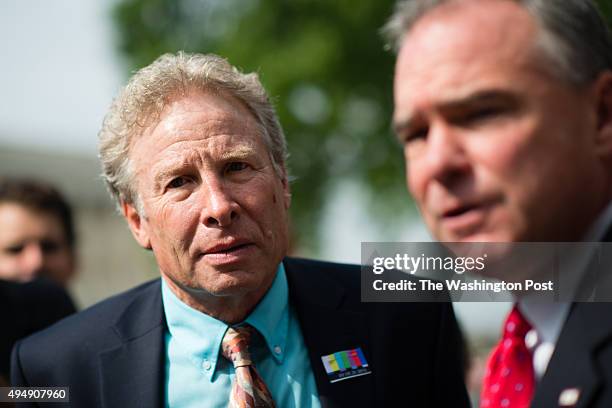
[162,264,321,408]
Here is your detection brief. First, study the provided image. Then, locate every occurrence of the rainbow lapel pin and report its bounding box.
[321,347,372,383]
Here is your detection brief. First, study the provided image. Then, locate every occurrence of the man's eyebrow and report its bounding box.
[151,146,259,186]
[218,145,257,161]
[393,118,414,139]
[439,90,517,113]
[150,153,198,186]
[392,90,516,137]
[152,166,183,187]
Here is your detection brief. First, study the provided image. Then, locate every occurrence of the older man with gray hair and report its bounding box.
[11,52,468,407]
[386,0,612,407]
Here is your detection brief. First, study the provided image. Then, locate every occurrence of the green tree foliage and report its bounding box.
[113,0,402,252]
[112,0,612,252]
[599,0,612,26]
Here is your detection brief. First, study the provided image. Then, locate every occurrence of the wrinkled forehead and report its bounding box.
[140,88,263,144]
[130,90,272,180]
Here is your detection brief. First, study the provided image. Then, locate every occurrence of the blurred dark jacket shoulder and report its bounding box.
[0,278,76,382]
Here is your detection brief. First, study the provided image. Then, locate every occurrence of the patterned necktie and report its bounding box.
[480,305,534,408]
[221,325,276,408]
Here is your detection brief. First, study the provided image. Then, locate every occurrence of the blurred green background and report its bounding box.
[111,0,612,253]
[113,0,404,253]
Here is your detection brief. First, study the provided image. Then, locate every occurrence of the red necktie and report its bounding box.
[480,305,534,408]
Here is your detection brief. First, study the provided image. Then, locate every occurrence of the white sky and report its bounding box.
[0,0,122,156]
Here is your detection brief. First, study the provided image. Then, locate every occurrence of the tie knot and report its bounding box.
[503,305,532,339]
[222,326,254,368]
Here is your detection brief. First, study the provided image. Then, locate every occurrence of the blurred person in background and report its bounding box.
[385,0,612,407]
[11,52,468,407]
[0,178,77,387]
[0,178,77,285]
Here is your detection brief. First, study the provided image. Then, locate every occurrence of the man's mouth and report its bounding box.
[438,200,496,237]
[200,239,256,264]
[205,241,253,255]
[443,204,478,218]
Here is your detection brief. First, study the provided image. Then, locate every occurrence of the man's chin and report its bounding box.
[194,271,251,293]
[438,229,520,263]
[439,228,516,244]
[196,267,276,296]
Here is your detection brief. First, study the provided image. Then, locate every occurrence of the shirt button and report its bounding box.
[525,329,538,350]
[273,345,282,355]
[202,360,212,370]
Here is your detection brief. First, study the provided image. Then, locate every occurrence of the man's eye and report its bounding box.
[40,240,60,254]
[226,162,248,172]
[4,245,24,255]
[462,106,504,124]
[167,177,190,189]
[405,127,429,144]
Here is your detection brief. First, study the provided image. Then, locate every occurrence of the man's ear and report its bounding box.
[121,200,152,250]
[593,71,612,156]
[280,171,292,210]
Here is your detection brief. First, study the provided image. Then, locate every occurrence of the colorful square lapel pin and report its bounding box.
[321,347,372,383]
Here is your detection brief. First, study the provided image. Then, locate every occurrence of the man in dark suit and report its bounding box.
[11,52,469,407]
[385,0,612,407]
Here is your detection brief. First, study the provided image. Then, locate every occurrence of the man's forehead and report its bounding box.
[157,115,259,146]
[132,90,264,159]
[393,0,539,122]
[159,91,257,134]
[160,142,259,166]
[0,203,63,239]
[401,0,537,64]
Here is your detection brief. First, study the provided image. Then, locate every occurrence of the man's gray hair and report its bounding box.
[98,52,288,210]
[383,0,612,85]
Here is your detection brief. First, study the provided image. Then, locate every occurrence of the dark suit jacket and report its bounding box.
[532,228,612,408]
[11,257,469,407]
[0,278,76,381]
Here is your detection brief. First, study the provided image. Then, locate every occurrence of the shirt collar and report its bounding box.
[161,263,289,382]
[245,262,289,364]
[519,300,569,345]
[519,200,612,344]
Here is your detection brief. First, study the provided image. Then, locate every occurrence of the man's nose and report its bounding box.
[20,243,44,276]
[422,122,470,185]
[200,177,240,228]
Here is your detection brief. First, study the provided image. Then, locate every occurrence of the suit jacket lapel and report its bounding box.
[284,258,374,408]
[533,223,612,407]
[532,303,612,407]
[99,280,166,408]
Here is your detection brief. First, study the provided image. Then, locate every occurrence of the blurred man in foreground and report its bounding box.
[386,0,612,406]
[0,179,77,285]
[11,52,468,407]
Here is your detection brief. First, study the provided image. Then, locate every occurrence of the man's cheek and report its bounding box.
[407,173,424,203]
[0,258,13,274]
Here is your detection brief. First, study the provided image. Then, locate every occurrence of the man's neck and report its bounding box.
[161,275,274,324]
